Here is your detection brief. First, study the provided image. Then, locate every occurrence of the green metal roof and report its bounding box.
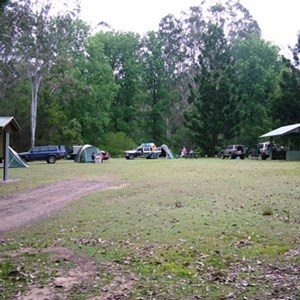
[259,123,300,138]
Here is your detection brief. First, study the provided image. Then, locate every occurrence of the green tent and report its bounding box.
[74,144,102,163]
[0,147,28,168]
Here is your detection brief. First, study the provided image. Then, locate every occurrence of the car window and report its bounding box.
[31,147,40,153]
[48,146,57,151]
[40,146,49,152]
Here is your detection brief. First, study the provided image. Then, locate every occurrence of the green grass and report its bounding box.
[1,158,300,299]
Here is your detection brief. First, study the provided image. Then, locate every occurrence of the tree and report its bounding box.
[139,31,169,144]
[3,0,88,147]
[0,0,29,102]
[272,57,300,125]
[58,33,118,146]
[158,14,189,142]
[182,0,261,76]
[97,31,144,142]
[166,0,262,149]
[230,36,280,144]
[207,0,261,41]
[184,24,232,156]
[291,32,300,66]
[0,0,9,11]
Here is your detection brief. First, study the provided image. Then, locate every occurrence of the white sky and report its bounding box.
[79,0,300,51]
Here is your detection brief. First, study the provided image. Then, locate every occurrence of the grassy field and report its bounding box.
[0,158,300,299]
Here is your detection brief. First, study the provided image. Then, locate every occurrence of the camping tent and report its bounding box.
[0,146,28,168]
[74,144,102,163]
[9,147,28,167]
[160,144,174,159]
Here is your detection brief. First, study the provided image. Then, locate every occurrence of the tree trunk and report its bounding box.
[30,71,43,148]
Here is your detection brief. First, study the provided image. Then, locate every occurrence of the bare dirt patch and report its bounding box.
[0,180,128,234]
[6,246,136,300]
[0,180,136,299]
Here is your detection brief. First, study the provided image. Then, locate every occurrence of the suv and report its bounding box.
[221,144,245,159]
[248,142,285,160]
[19,145,66,164]
[124,143,161,160]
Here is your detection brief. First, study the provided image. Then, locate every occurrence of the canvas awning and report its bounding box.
[259,123,300,138]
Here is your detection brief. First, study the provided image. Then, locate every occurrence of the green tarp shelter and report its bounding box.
[74,144,102,163]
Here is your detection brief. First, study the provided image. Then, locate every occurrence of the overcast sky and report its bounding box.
[79,0,300,52]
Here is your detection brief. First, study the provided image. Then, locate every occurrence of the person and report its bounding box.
[102,151,110,162]
[91,152,96,162]
[181,146,188,158]
[151,144,157,152]
[189,149,194,159]
[95,152,103,163]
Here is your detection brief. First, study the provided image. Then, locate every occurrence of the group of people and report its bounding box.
[181,146,195,158]
[91,151,110,163]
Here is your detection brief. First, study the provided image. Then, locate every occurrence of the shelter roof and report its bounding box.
[0,117,21,133]
[259,123,300,138]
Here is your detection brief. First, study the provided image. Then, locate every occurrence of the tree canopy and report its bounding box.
[1,0,299,156]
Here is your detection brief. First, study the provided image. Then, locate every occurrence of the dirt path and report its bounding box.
[0,180,135,300]
[0,180,127,234]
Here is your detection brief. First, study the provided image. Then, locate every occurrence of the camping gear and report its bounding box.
[74,144,102,163]
[0,146,28,168]
[160,144,174,159]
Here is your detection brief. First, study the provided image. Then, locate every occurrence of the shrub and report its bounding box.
[101,131,136,157]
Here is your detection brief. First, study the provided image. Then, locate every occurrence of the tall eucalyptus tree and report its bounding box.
[2,0,88,147]
[139,31,169,144]
[291,32,300,67]
[184,24,232,155]
[0,0,28,102]
[158,14,188,140]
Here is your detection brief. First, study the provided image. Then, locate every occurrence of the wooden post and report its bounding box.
[3,132,9,181]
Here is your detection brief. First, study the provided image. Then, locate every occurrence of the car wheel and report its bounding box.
[248,153,252,159]
[229,153,232,159]
[129,154,135,160]
[258,153,263,160]
[47,155,56,164]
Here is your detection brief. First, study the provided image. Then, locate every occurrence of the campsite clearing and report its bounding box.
[0,159,299,299]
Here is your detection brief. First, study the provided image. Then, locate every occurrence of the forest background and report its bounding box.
[1,0,300,157]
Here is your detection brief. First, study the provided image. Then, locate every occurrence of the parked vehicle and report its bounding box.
[248,141,286,160]
[66,145,83,160]
[19,145,66,164]
[221,144,246,159]
[124,143,161,160]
